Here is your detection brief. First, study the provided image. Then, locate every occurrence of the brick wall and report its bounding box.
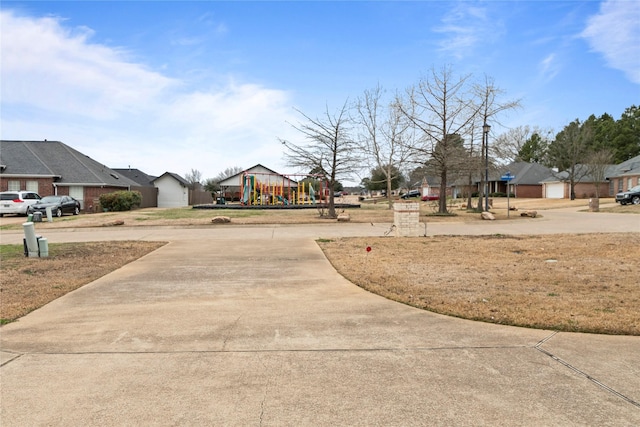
[0,177,54,195]
[393,201,421,237]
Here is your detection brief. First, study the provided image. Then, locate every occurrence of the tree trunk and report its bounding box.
[438,169,448,214]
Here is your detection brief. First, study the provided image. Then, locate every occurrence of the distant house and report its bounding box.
[606,154,640,196]
[112,168,156,186]
[217,164,298,202]
[0,140,139,211]
[492,162,556,198]
[112,168,159,208]
[152,172,190,208]
[541,164,616,199]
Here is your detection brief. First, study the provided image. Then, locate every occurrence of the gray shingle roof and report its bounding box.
[496,162,555,185]
[112,168,156,186]
[152,172,190,187]
[0,140,137,187]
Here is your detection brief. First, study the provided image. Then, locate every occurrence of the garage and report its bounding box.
[545,182,565,198]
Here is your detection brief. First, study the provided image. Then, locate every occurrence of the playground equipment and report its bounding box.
[239,171,329,206]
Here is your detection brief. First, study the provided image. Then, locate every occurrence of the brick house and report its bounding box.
[0,140,140,211]
[606,154,640,196]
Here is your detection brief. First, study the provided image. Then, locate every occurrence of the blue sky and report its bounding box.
[1,1,639,182]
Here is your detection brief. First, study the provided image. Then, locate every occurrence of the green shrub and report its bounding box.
[99,191,142,212]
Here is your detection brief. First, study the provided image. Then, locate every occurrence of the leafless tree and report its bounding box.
[204,166,244,194]
[280,101,359,218]
[584,149,614,199]
[184,168,203,189]
[398,66,481,214]
[354,85,413,209]
[492,125,552,164]
[548,119,593,200]
[473,75,521,210]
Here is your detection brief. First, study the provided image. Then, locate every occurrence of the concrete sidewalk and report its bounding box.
[1,215,639,425]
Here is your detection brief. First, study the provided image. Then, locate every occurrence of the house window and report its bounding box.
[628,178,633,191]
[26,181,38,193]
[618,180,623,192]
[7,180,20,191]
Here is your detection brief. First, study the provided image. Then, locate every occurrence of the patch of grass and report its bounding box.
[0,241,166,324]
[319,233,639,335]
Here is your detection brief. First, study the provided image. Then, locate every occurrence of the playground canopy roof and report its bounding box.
[218,164,300,188]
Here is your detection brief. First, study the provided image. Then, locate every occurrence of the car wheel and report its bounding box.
[632,196,640,205]
[74,206,80,215]
[56,208,63,217]
[620,201,627,205]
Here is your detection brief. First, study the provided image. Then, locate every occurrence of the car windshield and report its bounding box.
[40,196,62,203]
[629,185,640,192]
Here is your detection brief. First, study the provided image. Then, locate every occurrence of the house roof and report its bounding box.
[112,168,156,186]
[152,172,190,187]
[496,162,555,185]
[606,154,640,178]
[0,140,138,187]
[218,164,298,187]
[540,163,619,183]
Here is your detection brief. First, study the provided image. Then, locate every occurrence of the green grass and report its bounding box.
[0,243,24,258]
[134,207,267,220]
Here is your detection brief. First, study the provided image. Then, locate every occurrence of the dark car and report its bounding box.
[421,194,439,201]
[28,195,81,217]
[401,190,421,199]
[615,185,640,205]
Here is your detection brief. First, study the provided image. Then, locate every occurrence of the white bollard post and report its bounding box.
[38,237,49,257]
[46,206,53,222]
[23,222,39,257]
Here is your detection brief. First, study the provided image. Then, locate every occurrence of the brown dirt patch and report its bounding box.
[1,241,166,323]
[318,233,639,335]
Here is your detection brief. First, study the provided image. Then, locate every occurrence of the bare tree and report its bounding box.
[473,75,521,210]
[492,126,552,164]
[548,119,593,200]
[184,168,203,189]
[280,101,359,218]
[585,149,614,199]
[204,166,244,194]
[398,66,480,214]
[354,85,413,209]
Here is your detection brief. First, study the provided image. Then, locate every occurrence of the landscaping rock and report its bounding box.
[520,210,537,218]
[337,213,350,222]
[103,220,125,227]
[211,216,231,224]
[481,212,495,220]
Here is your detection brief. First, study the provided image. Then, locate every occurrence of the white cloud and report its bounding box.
[581,0,640,84]
[433,4,503,60]
[538,53,560,83]
[0,9,296,179]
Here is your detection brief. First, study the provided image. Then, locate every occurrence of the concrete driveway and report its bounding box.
[1,209,639,425]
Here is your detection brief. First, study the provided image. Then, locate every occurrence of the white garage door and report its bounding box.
[545,183,564,198]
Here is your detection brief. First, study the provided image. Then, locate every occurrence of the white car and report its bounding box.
[0,191,42,216]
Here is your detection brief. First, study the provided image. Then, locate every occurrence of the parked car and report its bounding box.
[28,195,81,217]
[0,191,42,216]
[421,194,439,201]
[615,185,640,205]
[401,190,421,199]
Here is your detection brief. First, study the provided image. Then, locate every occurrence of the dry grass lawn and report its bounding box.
[0,241,166,323]
[318,233,639,335]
